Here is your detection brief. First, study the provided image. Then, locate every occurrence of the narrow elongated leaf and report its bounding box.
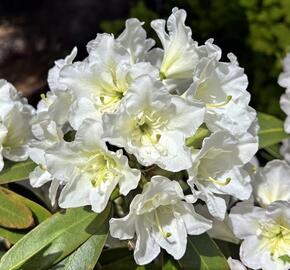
[179,233,229,270]
[258,112,290,149]
[0,159,36,184]
[0,188,33,229]
[0,205,111,270]
[51,230,108,270]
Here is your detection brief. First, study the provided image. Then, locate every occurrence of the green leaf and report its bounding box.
[0,227,26,244]
[0,187,51,244]
[0,159,36,184]
[264,144,283,159]
[0,188,34,229]
[258,112,290,149]
[162,258,179,270]
[0,205,111,270]
[179,233,229,270]
[99,248,158,270]
[50,227,108,270]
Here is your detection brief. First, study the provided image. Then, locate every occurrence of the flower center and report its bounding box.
[133,111,167,146]
[259,222,290,257]
[96,67,128,112]
[82,152,117,188]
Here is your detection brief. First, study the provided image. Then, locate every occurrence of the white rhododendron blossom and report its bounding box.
[109,176,212,265]
[0,7,266,267]
[187,131,256,219]
[253,160,290,207]
[184,43,257,138]
[0,79,34,171]
[229,201,290,270]
[46,120,140,213]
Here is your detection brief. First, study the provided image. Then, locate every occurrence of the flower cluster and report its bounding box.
[0,80,34,171]
[0,7,264,267]
[221,53,290,270]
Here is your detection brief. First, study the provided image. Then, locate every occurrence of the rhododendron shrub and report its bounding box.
[0,8,289,270]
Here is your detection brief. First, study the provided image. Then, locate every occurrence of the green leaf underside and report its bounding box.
[178,233,229,270]
[0,205,111,270]
[0,159,37,184]
[0,187,34,229]
[258,112,290,149]
[0,188,51,244]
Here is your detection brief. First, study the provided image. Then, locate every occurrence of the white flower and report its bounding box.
[109,176,212,265]
[57,34,158,127]
[151,7,200,93]
[229,201,290,270]
[279,53,290,133]
[45,119,141,213]
[227,257,247,270]
[254,160,290,207]
[188,131,256,219]
[103,75,205,172]
[184,41,256,137]
[0,79,34,170]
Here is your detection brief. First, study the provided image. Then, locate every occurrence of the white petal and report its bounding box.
[134,215,161,265]
[59,174,91,208]
[176,201,212,235]
[254,159,290,207]
[109,214,136,240]
[29,166,52,188]
[229,201,265,239]
[90,178,119,213]
[117,18,155,63]
[227,257,247,270]
[152,207,187,260]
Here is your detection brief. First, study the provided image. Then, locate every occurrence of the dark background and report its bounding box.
[1,0,290,117]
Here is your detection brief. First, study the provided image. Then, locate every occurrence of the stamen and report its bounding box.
[154,211,171,238]
[206,95,232,108]
[207,176,231,186]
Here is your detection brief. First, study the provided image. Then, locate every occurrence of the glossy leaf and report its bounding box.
[179,233,229,270]
[0,188,34,229]
[0,205,111,270]
[0,159,36,184]
[258,112,290,149]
